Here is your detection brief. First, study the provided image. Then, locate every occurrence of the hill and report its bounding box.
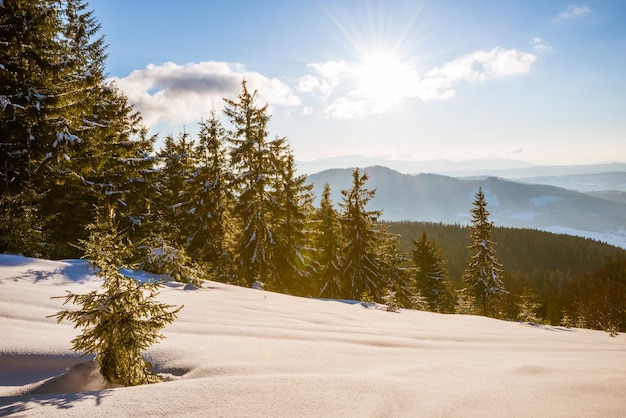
[1,255,625,417]
[307,166,626,248]
[296,156,626,178]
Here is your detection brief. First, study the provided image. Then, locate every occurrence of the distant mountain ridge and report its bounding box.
[296,155,626,179]
[306,165,626,249]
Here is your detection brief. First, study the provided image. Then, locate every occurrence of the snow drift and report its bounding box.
[1,254,625,417]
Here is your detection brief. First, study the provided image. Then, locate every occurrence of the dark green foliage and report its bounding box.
[0,0,65,194]
[184,111,232,277]
[410,230,455,313]
[154,132,195,244]
[386,220,626,326]
[462,187,506,317]
[224,81,276,287]
[0,0,155,258]
[569,257,626,333]
[51,217,181,386]
[0,187,47,257]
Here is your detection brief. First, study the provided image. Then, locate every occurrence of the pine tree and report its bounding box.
[0,185,46,256]
[183,111,233,279]
[516,287,543,323]
[411,230,455,313]
[224,80,276,287]
[461,187,506,317]
[51,213,182,386]
[338,169,386,301]
[377,224,413,308]
[0,0,65,195]
[269,144,314,295]
[47,85,155,257]
[1,0,155,257]
[154,132,196,245]
[314,183,344,299]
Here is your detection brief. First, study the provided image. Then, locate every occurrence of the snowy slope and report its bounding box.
[1,255,625,417]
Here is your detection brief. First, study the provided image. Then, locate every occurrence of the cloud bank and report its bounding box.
[110,61,300,127]
[301,46,537,119]
[111,45,539,127]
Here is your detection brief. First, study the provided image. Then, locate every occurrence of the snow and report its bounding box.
[541,226,626,250]
[1,254,626,417]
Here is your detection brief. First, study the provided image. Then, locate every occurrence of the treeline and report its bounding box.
[386,221,626,331]
[2,0,624,334]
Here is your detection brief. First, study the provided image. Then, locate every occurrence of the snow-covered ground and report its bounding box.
[540,226,626,250]
[1,254,625,417]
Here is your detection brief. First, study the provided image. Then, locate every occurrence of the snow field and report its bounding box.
[1,254,625,417]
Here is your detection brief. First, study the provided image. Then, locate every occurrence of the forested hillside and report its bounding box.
[307,166,626,242]
[386,221,626,327]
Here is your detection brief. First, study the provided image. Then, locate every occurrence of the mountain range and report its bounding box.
[306,165,626,249]
[296,155,626,179]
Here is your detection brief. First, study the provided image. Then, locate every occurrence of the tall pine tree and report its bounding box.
[224,80,277,287]
[461,187,506,317]
[184,111,233,280]
[0,0,155,257]
[338,169,386,301]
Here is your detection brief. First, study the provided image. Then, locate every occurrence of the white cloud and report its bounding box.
[110,61,300,128]
[557,5,591,22]
[531,37,552,53]
[112,46,538,126]
[302,47,537,119]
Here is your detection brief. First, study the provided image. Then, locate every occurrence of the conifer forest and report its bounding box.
[1,0,624,338]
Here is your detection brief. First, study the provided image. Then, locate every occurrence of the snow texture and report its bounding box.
[1,254,625,417]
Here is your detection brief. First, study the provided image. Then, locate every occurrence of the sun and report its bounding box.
[353,50,411,103]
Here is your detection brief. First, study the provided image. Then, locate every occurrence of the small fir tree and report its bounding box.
[516,288,543,323]
[461,187,506,317]
[410,230,455,313]
[411,291,431,311]
[382,288,399,312]
[559,310,574,328]
[51,215,182,386]
[455,290,475,315]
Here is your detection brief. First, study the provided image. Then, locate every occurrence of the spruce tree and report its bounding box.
[461,187,506,317]
[315,183,344,299]
[183,111,233,278]
[269,144,314,295]
[51,213,182,386]
[377,224,412,308]
[0,0,155,257]
[154,132,195,245]
[224,80,276,287]
[338,169,386,301]
[411,230,455,313]
[0,0,65,195]
[516,287,543,323]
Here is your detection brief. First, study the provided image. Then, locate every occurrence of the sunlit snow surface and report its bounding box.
[1,254,625,417]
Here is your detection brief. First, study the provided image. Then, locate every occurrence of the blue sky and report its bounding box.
[90,0,626,166]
